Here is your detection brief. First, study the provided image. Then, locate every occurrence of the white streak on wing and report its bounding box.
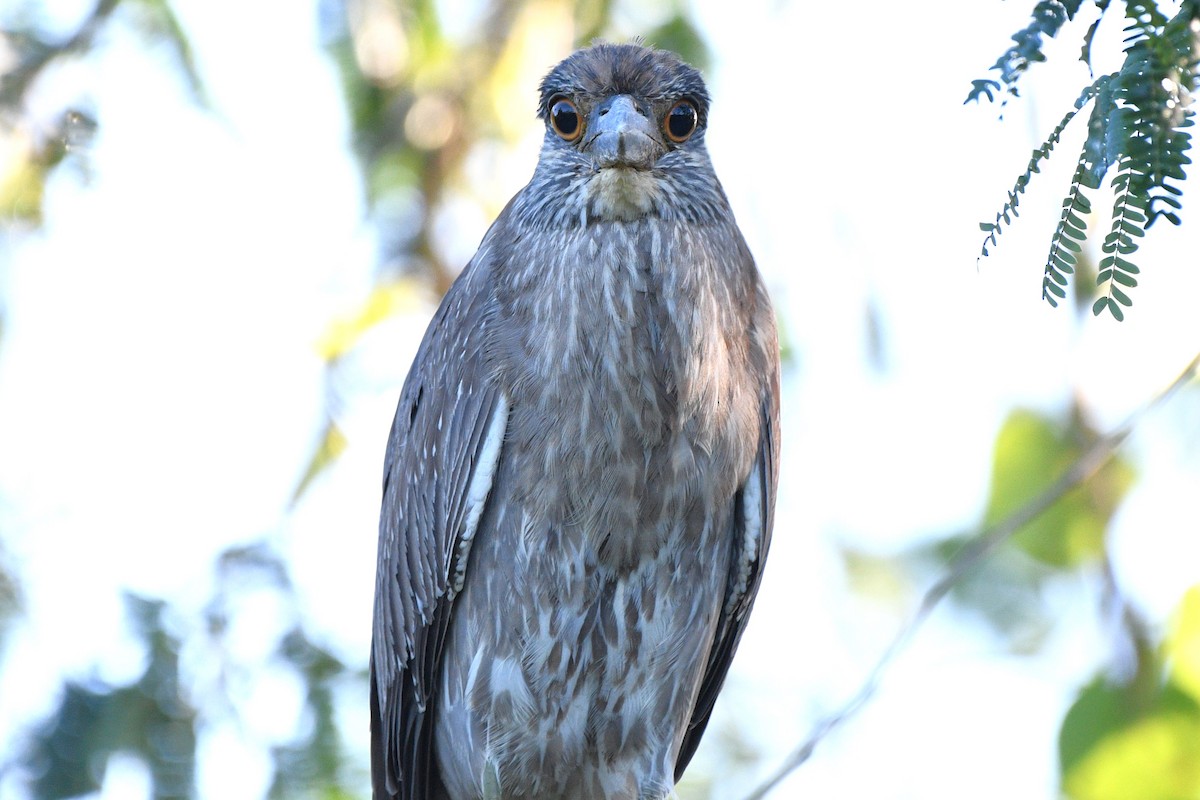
[463,644,485,701]
[728,458,763,615]
[451,392,510,595]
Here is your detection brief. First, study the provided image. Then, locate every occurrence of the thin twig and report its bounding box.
[741,351,1200,800]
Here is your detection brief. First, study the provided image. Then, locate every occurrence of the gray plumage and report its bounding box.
[371,42,780,800]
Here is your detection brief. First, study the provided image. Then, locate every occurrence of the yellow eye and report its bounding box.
[665,100,698,143]
[550,97,582,141]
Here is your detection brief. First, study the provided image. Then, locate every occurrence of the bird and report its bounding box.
[370,41,780,800]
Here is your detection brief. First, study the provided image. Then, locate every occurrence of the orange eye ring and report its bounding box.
[664,100,698,143]
[549,97,582,142]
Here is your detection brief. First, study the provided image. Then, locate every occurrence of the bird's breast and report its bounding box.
[497,217,760,568]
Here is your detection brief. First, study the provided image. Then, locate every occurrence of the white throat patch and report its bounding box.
[588,167,661,221]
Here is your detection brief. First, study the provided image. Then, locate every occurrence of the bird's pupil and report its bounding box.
[668,104,697,139]
[552,101,579,137]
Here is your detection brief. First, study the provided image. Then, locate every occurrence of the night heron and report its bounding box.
[371,42,780,800]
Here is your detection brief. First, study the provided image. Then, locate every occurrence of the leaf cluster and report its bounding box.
[972,0,1199,319]
[966,0,1091,105]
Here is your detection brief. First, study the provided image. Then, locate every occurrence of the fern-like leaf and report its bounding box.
[974,0,1199,320]
[1088,1,1198,316]
[979,80,1108,261]
[1043,160,1094,306]
[1094,158,1147,319]
[967,0,1090,104]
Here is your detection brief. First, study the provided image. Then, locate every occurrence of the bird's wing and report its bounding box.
[370,267,509,800]
[675,389,780,779]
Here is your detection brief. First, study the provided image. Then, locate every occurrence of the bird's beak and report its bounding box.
[585,95,662,171]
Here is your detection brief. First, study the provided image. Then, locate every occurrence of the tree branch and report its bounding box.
[741,351,1200,800]
[0,0,123,111]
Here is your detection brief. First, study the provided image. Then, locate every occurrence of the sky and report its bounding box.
[1,0,1199,798]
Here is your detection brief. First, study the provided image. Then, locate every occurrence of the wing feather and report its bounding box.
[674,390,780,779]
[370,262,509,800]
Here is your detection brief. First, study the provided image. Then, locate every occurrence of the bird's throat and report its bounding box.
[589,167,660,221]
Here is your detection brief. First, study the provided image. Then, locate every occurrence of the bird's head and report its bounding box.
[519,43,726,226]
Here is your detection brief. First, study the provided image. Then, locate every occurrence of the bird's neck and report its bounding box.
[587,167,663,222]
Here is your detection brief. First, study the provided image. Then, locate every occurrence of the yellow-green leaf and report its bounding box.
[291,421,348,504]
[315,279,424,362]
[0,141,48,225]
[1167,585,1200,705]
[984,409,1135,568]
[1064,712,1200,800]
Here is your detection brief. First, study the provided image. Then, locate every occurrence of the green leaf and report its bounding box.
[1053,256,1076,273]
[983,409,1135,568]
[1060,678,1136,779]
[1064,704,1200,799]
[1081,18,1103,69]
[1167,585,1200,705]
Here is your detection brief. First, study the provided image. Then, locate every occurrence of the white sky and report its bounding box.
[1,0,1199,798]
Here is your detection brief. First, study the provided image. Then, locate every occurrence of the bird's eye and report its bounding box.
[549,97,582,142]
[665,100,698,143]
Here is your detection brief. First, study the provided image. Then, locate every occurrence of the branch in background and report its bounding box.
[0,0,122,110]
[1,0,205,227]
[742,352,1200,800]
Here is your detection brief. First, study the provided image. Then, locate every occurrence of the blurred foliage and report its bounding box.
[891,405,1134,649]
[985,407,1134,568]
[1062,682,1200,800]
[292,419,349,506]
[1060,585,1200,800]
[315,278,428,362]
[972,0,1200,319]
[0,541,22,656]
[18,544,357,799]
[888,398,1199,800]
[0,0,200,226]
[25,596,195,800]
[1168,586,1200,703]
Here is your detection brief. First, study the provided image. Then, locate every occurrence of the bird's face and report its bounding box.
[519,43,726,226]
[545,91,698,172]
